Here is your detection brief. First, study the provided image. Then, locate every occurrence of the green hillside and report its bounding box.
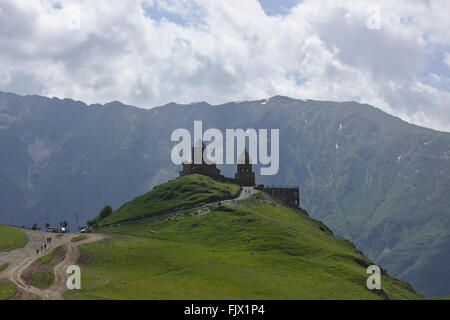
[65,176,421,300]
[0,225,28,252]
[99,174,239,225]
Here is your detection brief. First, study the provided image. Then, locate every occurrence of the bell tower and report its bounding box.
[234,149,255,186]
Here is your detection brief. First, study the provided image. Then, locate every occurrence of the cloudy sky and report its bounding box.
[0,0,449,131]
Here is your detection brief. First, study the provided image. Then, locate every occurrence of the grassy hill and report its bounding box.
[0,225,28,252]
[99,174,240,225]
[65,176,421,300]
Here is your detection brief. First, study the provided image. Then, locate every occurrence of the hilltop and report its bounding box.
[66,175,421,300]
[97,174,240,225]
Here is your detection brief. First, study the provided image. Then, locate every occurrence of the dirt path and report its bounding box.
[44,233,107,300]
[0,231,107,300]
[221,186,258,205]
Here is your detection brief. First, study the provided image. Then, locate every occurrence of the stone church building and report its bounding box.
[179,142,299,208]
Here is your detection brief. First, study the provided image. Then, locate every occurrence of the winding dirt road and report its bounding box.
[0,230,107,300]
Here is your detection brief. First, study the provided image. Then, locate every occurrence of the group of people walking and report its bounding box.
[36,236,52,255]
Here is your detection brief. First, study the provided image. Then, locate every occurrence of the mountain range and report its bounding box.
[0,91,448,297]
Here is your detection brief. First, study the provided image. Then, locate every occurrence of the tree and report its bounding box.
[85,205,113,227]
[60,220,68,228]
[99,205,113,219]
[45,222,50,228]
[87,219,96,227]
[32,223,38,231]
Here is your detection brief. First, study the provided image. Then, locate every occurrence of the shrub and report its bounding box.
[99,205,113,219]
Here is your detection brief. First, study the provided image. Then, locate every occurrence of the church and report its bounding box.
[179,142,299,208]
[179,142,255,186]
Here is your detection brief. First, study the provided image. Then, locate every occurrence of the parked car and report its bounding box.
[80,227,92,233]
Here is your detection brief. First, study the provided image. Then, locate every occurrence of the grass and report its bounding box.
[0,280,16,300]
[71,235,87,242]
[31,271,55,289]
[25,246,66,289]
[0,263,8,273]
[65,190,422,300]
[101,174,240,225]
[0,225,28,251]
[36,248,58,265]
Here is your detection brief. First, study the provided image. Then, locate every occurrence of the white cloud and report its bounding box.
[445,53,450,68]
[0,0,449,131]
